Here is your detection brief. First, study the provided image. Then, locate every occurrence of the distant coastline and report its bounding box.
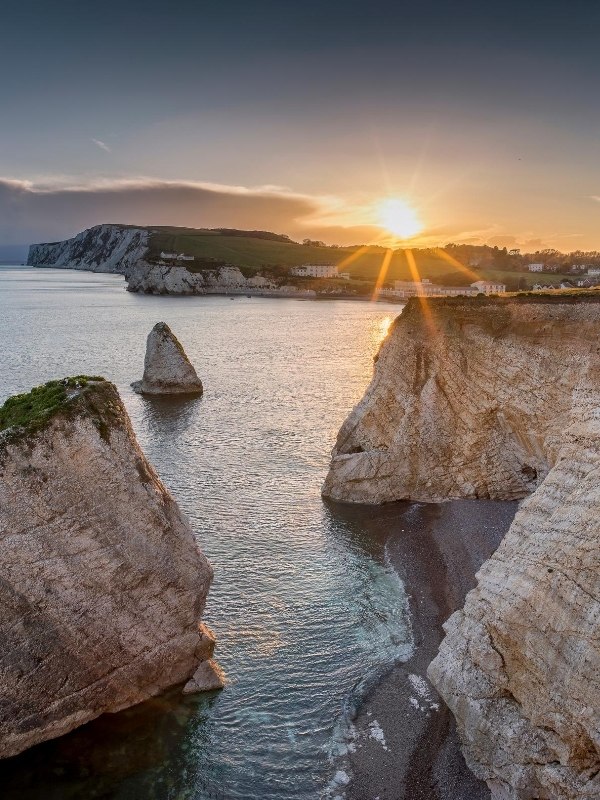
[27,224,600,298]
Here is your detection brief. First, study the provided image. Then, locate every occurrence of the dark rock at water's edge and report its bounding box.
[0,377,220,759]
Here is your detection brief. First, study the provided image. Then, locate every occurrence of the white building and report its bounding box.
[390,279,478,298]
[159,251,195,261]
[587,267,600,277]
[471,280,506,294]
[290,264,338,278]
[528,263,544,272]
[388,278,506,299]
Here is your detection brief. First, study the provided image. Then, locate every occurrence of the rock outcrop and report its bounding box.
[322,296,600,504]
[0,377,220,759]
[27,225,149,273]
[132,322,203,395]
[323,295,600,799]
[126,263,248,293]
[125,262,315,297]
[428,426,600,798]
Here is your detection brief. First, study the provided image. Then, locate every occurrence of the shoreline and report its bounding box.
[22,264,406,303]
[327,499,518,800]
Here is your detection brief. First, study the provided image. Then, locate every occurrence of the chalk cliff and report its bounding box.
[428,419,600,798]
[125,262,315,296]
[126,263,250,293]
[322,297,600,504]
[0,377,220,759]
[132,322,203,395]
[323,296,600,799]
[27,225,149,273]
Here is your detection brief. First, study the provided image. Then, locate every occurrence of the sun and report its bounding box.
[376,198,423,239]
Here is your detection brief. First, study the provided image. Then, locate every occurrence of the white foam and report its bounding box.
[324,768,351,800]
[368,720,389,750]
[333,770,350,786]
[408,673,432,701]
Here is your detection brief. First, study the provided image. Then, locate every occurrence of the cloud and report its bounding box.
[91,139,111,153]
[591,195,600,203]
[0,175,534,250]
[0,176,385,246]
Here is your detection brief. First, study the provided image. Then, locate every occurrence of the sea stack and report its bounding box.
[0,377,221,759]
[132,322,203,395]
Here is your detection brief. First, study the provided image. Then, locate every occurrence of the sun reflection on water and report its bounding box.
[372,315,394,349]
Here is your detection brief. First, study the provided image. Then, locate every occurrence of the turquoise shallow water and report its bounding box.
[0,267,412,800]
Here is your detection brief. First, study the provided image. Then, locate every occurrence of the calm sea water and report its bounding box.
[0,267,412,800]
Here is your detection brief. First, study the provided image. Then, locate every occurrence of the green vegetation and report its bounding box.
[146,228,473,281]
[415,288,600,307]
[474,268,574,290]
[0,376,105,434]
[138,226,600,292]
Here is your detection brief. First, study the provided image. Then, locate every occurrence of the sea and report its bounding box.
[0,266,413,800]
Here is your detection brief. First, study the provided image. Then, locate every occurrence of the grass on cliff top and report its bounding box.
[0,376,106,433]
[410,288,600,309]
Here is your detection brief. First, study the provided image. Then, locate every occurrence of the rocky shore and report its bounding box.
[328,499,517,800]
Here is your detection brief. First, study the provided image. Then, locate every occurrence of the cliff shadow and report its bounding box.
[0,687,225,800]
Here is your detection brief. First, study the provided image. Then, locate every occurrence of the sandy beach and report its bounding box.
[327,499,518,800]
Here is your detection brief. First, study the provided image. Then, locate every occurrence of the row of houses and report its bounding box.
[529,262,600,275]
[384,278,506,299]
[533,279,599,290]
[289,264,351,279]
[160,251,195,262]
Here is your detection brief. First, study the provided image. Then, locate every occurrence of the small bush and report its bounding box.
[0,377,105,432]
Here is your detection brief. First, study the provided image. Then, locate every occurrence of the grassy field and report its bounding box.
[145,227,572,290]
[478,268,574,290]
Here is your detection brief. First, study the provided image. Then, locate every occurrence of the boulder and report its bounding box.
[132,322,203,395]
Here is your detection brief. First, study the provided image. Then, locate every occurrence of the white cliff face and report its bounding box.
[125,262,316,296]
[322,296,600,799]
[28,225,149,273]
[428,406,600,799]
[125,263,248,293]
[132,322,203,395]
[0,378,220,758]
[322,298,600,503]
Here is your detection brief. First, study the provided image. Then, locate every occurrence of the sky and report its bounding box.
[1,0,599,252]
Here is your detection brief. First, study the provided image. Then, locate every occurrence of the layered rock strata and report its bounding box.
[428,429,600,798]
[324,296,600,799]
[323,297,600,504]
[0,377,219,759]
[27,225,148,273]
[132,322,203,395]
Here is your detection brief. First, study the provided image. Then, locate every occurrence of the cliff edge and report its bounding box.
[27,225,149,273]
[428,411,600,798]
[322,296,600,504]
[323,296,600,799]
[0,377,218,758]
